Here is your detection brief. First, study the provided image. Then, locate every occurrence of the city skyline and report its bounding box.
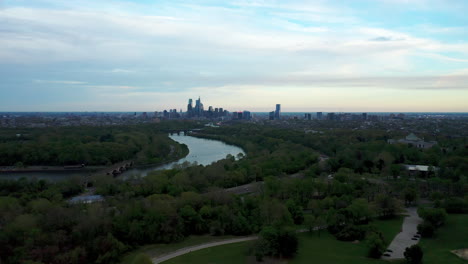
[1,0,468,112]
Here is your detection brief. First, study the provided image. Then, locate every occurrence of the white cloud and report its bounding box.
[34,80,87,84]
[1,0,468,111]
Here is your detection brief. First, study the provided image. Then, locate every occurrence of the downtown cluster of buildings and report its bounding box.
[156,97,252,121]
[1,97,467,128]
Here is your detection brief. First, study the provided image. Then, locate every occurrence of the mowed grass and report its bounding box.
[120,235,238,264]
[419,214,468,264]
[161,217,404,264]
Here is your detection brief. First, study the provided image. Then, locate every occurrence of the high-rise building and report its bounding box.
[305,113,312,120]
[194,97,204,117]
[243,111,251,120]
[317,112,323,120]
[275,104,281,120]
[269,111,275,120]
[187,99,193,117]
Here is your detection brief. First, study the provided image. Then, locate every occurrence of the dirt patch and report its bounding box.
[451,248,468,260]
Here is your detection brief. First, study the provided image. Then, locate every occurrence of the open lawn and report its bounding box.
[161,217,404,264]
[120,235,238,264]
[419,214,468,264]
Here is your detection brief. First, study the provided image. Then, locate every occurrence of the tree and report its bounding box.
[346,198,372,224]
[304,215,316,233]
[403,187,417,206]
[286,199,304,225]
[404,245,423,264]
[417,221,435,238]
[374,194,402,219]
[254,226,298,259]
[367,232,386,258]
[418,208,447,227]
[390,164,402,180]
[443,197,468,213]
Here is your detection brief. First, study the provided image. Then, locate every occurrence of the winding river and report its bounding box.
[0,134,245,181]
[120,134,245,178]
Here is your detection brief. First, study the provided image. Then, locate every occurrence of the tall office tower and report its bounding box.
[187,99,193,116]
[269,111,275,120]
[317,112,323,120]
[243,111,251,120]
[275,104,281,120]
[305,113,311,120]
[194,97,204,117]
[362,113,367,121]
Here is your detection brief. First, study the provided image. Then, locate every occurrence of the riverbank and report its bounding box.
[0,133,192,180]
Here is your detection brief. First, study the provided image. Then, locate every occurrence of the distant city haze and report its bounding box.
[1,0,468,112]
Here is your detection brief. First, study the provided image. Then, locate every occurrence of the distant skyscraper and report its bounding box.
[317,112,323,120]
[243,111,251,120]
[275,104,281,120]
[269,111,275,120]
[194,97,204,117]
[187,99,193,117]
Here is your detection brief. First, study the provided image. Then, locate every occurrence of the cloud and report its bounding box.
[111,69,136,74]
[34,80,87,85]
[369,36,405,42]
[1,0,468,111]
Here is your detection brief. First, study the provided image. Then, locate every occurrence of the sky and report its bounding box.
[1,0,468,112]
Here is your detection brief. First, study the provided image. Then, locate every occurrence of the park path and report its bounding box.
[382,207,423,260]
[151,236,258,264]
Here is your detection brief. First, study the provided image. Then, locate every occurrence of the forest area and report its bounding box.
[0,121,467,264]
[0,121,199,167]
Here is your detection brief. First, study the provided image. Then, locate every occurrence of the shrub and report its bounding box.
[418,208,447,227]
[366,232,386,258]
[443,197,468,214]
[334,224,366,241]
[404,245,423,264]
[417,221,435,238]
[254,226,298,258]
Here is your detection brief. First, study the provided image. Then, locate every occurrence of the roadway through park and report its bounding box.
[151,236,258,264]
[381,207,423,260]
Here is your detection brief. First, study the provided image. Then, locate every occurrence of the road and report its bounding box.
[381,207,423,260]
[151,228,316,263]
[151,236,258,264]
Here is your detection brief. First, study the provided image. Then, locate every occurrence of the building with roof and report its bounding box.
[387,133,437,149]
[404,164,438,177]
[69,195,104,204]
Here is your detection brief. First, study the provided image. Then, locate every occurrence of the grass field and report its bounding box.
[161,217,405,264]
[120,235,238,264]
[418,214,468,264]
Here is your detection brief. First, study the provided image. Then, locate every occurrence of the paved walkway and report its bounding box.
[382,207,423,260]
[152,236,258,264]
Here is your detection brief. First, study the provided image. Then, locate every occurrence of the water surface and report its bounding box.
[0,134,244,181]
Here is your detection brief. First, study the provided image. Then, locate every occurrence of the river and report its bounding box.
[0,134,245,181]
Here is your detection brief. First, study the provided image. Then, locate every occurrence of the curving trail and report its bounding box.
[381,207,423,260]
[152,236,258,264]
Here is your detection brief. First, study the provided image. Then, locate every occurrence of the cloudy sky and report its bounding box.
[1,0,468,112]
